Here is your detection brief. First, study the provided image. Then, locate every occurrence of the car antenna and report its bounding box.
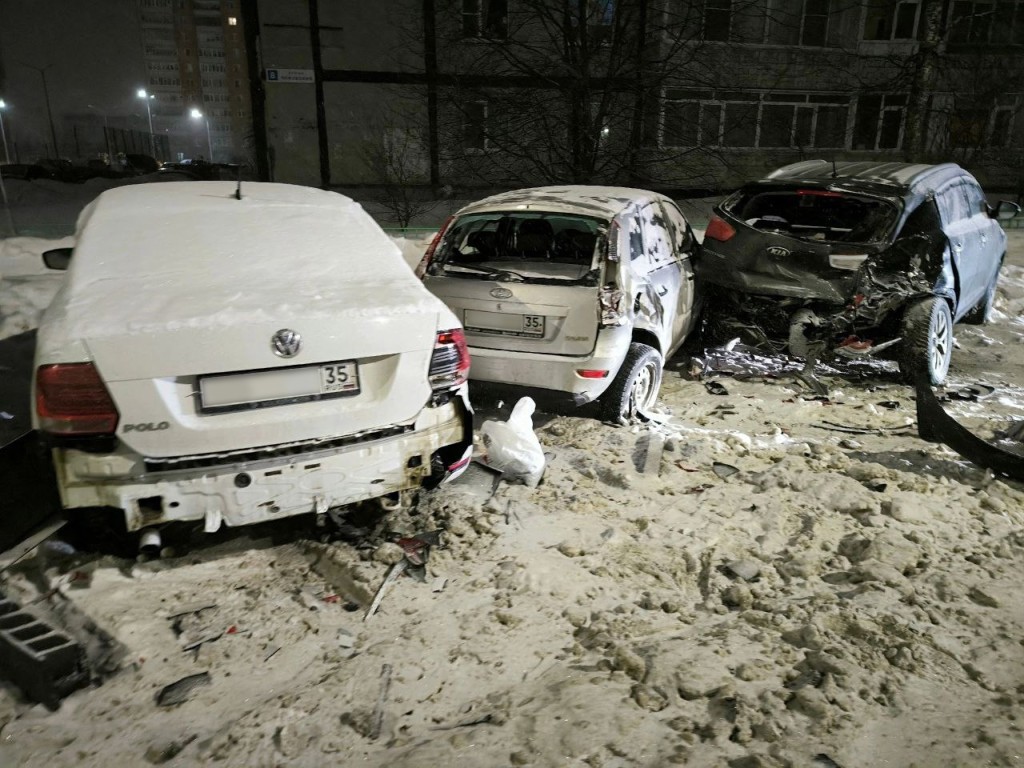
[831,158,839,178]
[234,165,242,200]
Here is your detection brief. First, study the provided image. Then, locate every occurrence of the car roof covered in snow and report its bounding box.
[453,185,677,220]
[71,181,407,282]
[762,160,976,200]
[54,181,443,338]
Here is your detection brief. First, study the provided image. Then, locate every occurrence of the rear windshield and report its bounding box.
[723,186,899,245]
[432,212,605,283]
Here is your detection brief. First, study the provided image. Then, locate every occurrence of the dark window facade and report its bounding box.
[462,0,508,39]
[660,91,849,149]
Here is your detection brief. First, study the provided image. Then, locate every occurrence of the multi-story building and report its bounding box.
[253,0,1023,193]
[138,0,252,163]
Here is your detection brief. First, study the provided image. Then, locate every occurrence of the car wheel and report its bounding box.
[899,296,953,385]
[600,342,663,422]
[962,255,1003,325]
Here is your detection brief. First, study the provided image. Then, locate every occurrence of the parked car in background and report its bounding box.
[419,186,701,420]
[699,160,1020,384]
[0,163,62,181]
[34,182,472,542]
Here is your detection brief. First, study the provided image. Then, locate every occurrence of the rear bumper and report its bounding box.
[51,392,472,532]
[467,326,631,404]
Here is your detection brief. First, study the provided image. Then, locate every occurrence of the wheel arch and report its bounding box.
[630,327,662,356]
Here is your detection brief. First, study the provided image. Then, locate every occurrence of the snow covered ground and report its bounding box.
[1,193,1024,767]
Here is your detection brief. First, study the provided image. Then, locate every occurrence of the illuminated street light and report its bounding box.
[190,108,213,162]
[137,89,156,156]
[0,100,10,165]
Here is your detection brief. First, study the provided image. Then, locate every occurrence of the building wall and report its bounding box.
[253,0,1024,191]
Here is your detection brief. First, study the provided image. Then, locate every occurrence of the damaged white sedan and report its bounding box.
[33,182,472,538]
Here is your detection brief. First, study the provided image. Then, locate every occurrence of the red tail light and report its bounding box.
[705,216,736,242]
[415,216,454,278]
[429,328,470,390]
[36,362,119,436]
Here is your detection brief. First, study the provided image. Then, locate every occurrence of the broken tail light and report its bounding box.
[429,328,470,390]
[829,253,869,271]
[415,216,454,278]
[599,287,626,327]
[36,362,120,436]
[705,216,736,242]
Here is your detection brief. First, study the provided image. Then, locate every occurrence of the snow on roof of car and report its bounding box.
[765,160,972,196]
[61,181,440,336]
[453,185,673,219]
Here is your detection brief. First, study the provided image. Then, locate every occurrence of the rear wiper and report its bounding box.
[443,262,525,281]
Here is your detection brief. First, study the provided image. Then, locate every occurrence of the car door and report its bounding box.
[659,200,699,351]
[637,202,683,354]
[935,182,982,315]
[962,179,1004,295]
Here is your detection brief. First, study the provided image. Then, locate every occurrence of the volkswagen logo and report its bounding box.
[766,246,790,258]
[490,287,513,299]
[271,328,302,358]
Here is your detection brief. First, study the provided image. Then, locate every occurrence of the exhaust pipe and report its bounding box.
[139,528,162,557]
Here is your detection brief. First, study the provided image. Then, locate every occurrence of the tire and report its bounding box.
[899,296,953,385]
[962,255,1003,325]
[600,342,664,422]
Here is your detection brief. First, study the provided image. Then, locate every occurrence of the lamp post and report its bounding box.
[190,108,213,162]
[0,100,10,165]
[19,62,58,157]
[137,89,156,157]
[86,104,111,158]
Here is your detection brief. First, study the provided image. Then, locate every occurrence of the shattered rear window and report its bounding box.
[433,212,605,283]
[724,186,899,245]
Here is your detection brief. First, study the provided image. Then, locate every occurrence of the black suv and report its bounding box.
[699,160,1020,384]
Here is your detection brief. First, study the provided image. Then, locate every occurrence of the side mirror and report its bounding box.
[42,247,73,271]
[993,200,1022,221]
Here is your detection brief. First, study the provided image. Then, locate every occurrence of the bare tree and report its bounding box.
[363,122,436,229]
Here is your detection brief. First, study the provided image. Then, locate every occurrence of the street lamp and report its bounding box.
[0,100,10,165]
[190,108,213,162]
[19,62,58,157]
[137,89,156,157]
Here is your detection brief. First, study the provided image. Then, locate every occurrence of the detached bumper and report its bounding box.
[52,394,472,532]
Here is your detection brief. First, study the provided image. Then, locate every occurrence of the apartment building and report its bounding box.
[139,0,252,162]
[254,0,1023,191]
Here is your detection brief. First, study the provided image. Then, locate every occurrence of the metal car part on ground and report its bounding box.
[419,185,701,421]
[916,382,1024,481]
[32,182,474,540]
[699,160,1020,385]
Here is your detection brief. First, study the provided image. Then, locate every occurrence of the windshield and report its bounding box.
[431,211,605,283]
[724,186,899,245]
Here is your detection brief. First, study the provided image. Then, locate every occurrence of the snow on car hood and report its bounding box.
[58,182,439,337]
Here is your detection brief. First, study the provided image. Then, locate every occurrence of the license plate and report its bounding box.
[319,362,358,393]
[464,310,545,337]
[200,361,360,411]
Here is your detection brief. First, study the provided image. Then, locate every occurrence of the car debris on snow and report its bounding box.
[155,671,211,707]
[916,380,1024,481]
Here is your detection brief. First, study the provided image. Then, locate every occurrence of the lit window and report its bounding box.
[228,16,237,26]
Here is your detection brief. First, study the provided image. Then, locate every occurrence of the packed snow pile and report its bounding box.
[0,230,1022,768]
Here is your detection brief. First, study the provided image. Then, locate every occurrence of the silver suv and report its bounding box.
[419,186,700,420]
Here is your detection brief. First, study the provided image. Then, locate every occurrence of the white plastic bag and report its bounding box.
[480,397,545,487]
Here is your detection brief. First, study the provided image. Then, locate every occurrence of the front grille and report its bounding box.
[143,424,412,474]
